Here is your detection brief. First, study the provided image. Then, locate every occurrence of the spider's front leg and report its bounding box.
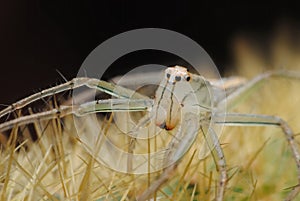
[136,112,227,201]
[136,112,199,200]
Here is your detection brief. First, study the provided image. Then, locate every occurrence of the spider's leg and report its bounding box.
[127,112,155,172]
[136,113,199,200]
[0,99,153,133]
[205,127,227,201]
[0,77,149,119]
[214,113,300,201]
[209,76,247,91]
[137,113,227,201]
[217,71,300,111]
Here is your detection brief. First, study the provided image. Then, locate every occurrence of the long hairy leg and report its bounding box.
[214,113,300,201]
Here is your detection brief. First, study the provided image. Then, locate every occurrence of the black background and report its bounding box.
[0,1,299,104]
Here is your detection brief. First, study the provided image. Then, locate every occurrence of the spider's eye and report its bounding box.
[166,73,171,79]
[185,76,191,81]
[175,76,181,82]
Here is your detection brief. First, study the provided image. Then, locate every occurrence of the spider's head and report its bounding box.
[153,66,195,130]
[164,66,191,85]
[153,65,211,131]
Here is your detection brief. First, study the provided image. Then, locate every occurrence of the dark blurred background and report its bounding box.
[0,1,300,104]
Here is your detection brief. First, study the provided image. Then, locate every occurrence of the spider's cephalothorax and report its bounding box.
[153,65,212,131]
